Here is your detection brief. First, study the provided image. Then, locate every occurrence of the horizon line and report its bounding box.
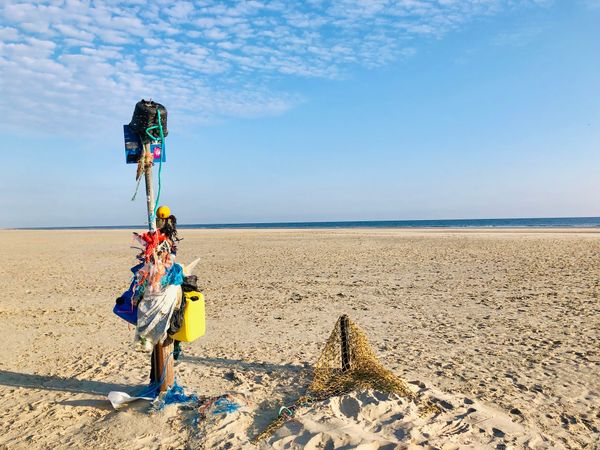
[5,215,600,231]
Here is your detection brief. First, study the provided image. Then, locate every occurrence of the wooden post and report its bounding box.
[154,338,174,392]
[144,144,156,232]
[340,314,351,372]
[143,143,174,392]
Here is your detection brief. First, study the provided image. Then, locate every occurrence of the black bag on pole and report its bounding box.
[129,99,168,140]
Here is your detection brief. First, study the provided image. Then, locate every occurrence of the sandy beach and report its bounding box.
[0,228,598,449]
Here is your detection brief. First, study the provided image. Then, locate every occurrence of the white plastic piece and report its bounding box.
[107,391,154,410]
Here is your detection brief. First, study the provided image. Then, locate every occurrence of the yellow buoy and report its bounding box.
[157,205,171,219]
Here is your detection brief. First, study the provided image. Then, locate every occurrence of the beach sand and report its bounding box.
[0,229,598,449]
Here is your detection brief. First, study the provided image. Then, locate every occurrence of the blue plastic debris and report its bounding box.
[212,397,241,415]
[154,380,198,410]
[113,263,144,325]
[161,263,184,287]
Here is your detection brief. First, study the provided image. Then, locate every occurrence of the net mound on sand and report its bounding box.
[309,315,414,400]
[253,315,415,443]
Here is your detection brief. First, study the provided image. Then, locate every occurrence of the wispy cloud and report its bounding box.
[492,25,544,46]
[0,0,542,135]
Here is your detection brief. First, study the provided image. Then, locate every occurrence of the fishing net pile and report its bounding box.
[252,315,415,443]
[309,315,414,399]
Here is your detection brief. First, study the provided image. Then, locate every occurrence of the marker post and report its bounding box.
[142,142,174,392]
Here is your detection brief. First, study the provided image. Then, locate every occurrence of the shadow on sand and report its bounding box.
[181,356,315,440]
[0,369,135,396]
[180,355,307,375]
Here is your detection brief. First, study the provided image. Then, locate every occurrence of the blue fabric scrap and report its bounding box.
[161,263,184,287]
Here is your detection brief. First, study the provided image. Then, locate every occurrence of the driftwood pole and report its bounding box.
[144,144,157,233]
[143,142,174,392]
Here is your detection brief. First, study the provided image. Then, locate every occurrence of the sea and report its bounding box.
[16,217,600,230]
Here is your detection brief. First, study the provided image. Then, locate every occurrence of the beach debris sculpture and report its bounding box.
[252,314,416,443]
[131,99,173,391]
[115,100,196,393]
[109,101,213,418]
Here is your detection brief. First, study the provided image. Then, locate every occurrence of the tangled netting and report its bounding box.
[252,315,416,443]
[310,315,415,399]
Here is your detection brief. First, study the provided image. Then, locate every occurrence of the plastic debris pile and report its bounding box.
[109,380,242,420]
[131,229,183,351]
[133,229,179,293]
[152,383,243,437]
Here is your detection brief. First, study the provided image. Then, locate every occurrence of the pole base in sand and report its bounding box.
[153,338,174,392]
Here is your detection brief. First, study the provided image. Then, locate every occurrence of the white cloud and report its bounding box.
[0,26,20,41]
[166,2,195,19]
[0,0,545,135]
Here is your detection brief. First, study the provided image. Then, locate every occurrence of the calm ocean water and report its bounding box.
[18,217,600,230]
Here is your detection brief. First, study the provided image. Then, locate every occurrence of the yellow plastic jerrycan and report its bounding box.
[170,291,206,342]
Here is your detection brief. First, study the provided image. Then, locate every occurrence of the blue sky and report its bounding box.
[1,0,599,227]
